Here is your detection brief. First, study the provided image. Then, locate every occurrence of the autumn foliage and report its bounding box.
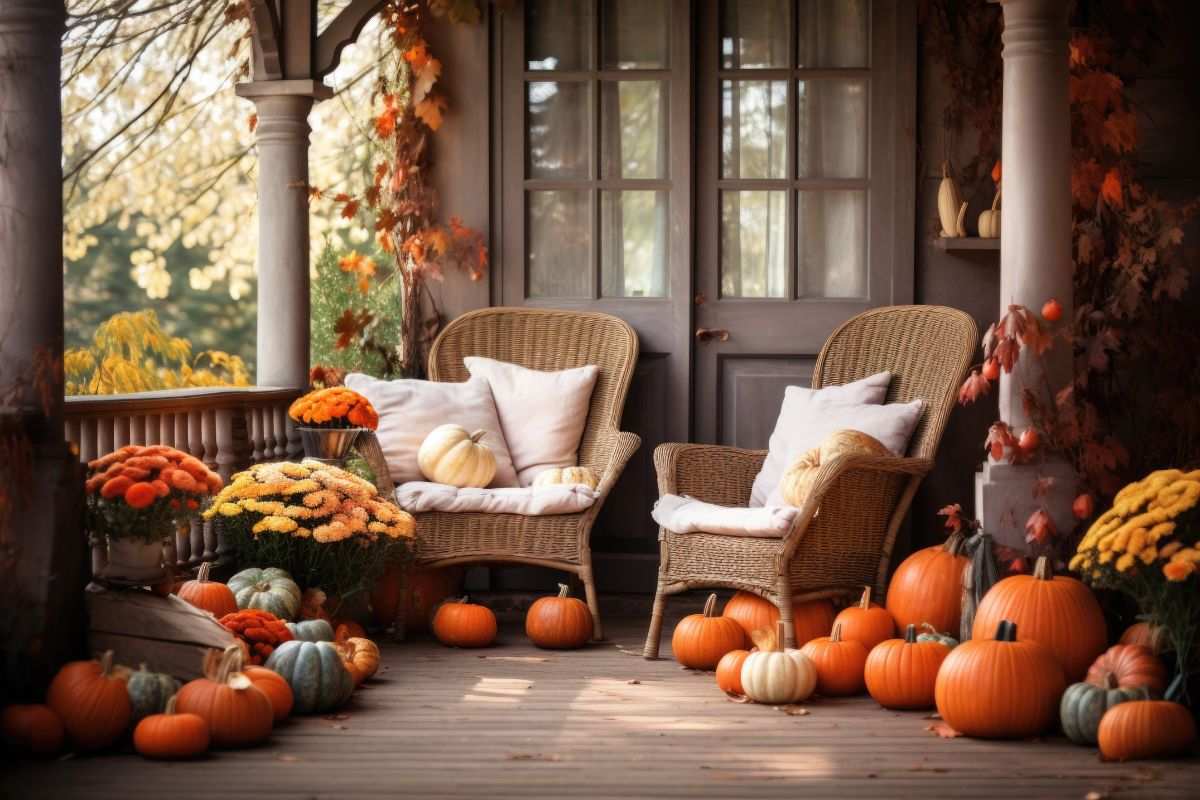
[85,445,223,541]
[287,387,379,430]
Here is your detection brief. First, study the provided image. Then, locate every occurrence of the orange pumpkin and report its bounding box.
[1119,622,1168,655]
[334,620,367,642]
[525,583,593,649]
[1086,644,1168,695]
[176,562,238,618]
[833,587,895,652]
[864,623,951,710]
[715,649,750,695]
[133,696,210,759]
[935,620,1066,738]
[971,556,1106,681]
[432,597,497,648]
[371,565,463,631]
[1098,700,1197,761]
[175,646,274,748]
[885,532,969,634]
[671,594,747,670]
[799,623,869,697]
[242,665,294,721]
[337,637,382,685]
[721,591,834,646]
[1,704,65,756]
[46,650,132,751]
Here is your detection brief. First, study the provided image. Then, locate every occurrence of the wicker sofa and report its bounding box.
[643,305,978,655]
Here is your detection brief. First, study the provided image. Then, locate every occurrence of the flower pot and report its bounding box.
[298,427,365,463]
[103,535,166,586]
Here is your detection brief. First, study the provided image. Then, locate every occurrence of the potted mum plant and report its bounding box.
[288,386,379,464]
[85,445,224,585]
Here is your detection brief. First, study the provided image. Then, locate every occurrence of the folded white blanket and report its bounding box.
[395,481,597,515]
[651,494,801,539]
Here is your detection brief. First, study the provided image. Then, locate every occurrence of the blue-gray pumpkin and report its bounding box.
[227,567,302,621]
[286,619,335,642]
[264,641,354,714]
[127,665,180,724]
[1060,678,1151,745]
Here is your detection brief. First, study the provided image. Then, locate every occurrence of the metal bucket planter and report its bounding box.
[103,535,166,586]
[298,427,365,464]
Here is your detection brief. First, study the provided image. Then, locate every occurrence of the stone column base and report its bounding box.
[974,458,1078,550]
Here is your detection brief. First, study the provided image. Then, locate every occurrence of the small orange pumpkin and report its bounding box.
[371,566,463,631]
[337,637,382,685]
[833,587,895,652]
[799,623,869,697]
[1,704,65,756]
[1098,699,1197,761]
[175,646,274,748]
[715,649,751,695]
[525,583,593,649]
[721,591,835,647]
[885,532,969,634]
[1086,644,1168,695]
[242,665,294,721]
[671,594,747,670]
[1118,622,1168,655]
[177,562,238,618]
[46,650,132,751]
[432,597,497,648]
[133,695,210,760]
[864,623,951,710]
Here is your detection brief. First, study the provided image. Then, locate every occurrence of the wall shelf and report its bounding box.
[933,237,1000,252]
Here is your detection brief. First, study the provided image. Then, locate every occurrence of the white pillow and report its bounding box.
[748,372,894,507]
[344,373,519,487]
[464,356,600,486]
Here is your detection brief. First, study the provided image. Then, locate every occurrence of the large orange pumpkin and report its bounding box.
[1,704,65,756]
[1085,644,1168,695]
[432,597,497,648]
[525,583,593,649]
[371,565,463,631]
[671,594,746,669]
[971,556,1106,681]
[864,623,951,710]
[175,646,274,748]
[833,587,895,652]
[885,532,969,634]
[715,649,750,695]
[799,623,869,697]
[721,591,834,647]
[1098,700,1197,761]
[242,665,294,721]
[176,562,238,618]
[935,620,1066,738]
[46,650,132,751]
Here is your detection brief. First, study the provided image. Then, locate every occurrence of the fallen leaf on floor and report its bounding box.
[1085,791,1107,800]
[925,721,963,739]
[775,705,810,716]
[725,692,752,703]
[478,655,549,663]
[328,723,348,730]
[627,679,641,685]
[507,753,561,762]
[323,714,350,721]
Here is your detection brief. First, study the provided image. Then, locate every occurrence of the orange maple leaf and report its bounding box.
[1103,110,1137,154]
[248,113,258,133]
[1100,168,1123,208]
[415,95,447,131]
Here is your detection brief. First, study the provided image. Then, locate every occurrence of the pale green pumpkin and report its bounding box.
[227,567,302,621]
[265,640,355,714]
[127,664,180,724]
[915,623,959,649]
[286,619,335,642]
[1061,678,1151,745]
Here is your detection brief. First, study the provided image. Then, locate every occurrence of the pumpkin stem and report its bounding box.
[941,160,950,179]
[164,694,178,715]
[702,593,718,618]
[995,620,1017,642]
[1033,556,1053,581]
[1103,671,1119,690]
[197,561,212,582]
[216,644,244,683]
[831,623,843,643]
[990,188,1001,211]
[557,583,570,598]
[98,649,115,677]
[904,624,917,643]
[857,586,872,610]
[944,532,966,557]
[774,621,786,653]
[920,623,939,636]
[469,430,487,444]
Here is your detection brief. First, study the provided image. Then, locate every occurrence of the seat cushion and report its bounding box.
[345,373,519,487]
[464,356,600,486]
[394,481,597,515]
[652,494,801,539]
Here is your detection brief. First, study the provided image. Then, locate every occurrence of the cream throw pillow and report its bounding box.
[344,373,519,487]
[464,357,600,486]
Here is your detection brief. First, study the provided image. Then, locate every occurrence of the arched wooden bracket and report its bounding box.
[249,0,283,81]
[316,0,388,79]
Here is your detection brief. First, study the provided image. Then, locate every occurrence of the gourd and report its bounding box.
[243,665,294,721]
[532,466,599,490]
[977,189,1001,238]
[915,623,959,649]
[337,637,382,685]
[1085,644,1168,695]
[418,424,497,488]
[227,566,302,621]
[740,623,817,705]
[833,587,895,652]
[175,646,274,747]
[1119,622,1168,654]
[127,664,181,724]
[1,704,65,756]
[286,618,336,642]
[885,532,969,635]
[778,430,890,508]
[1060,676,1151,745]
[176,561,238,618]
[971,556,1106,681]
[670,593,747,670]
[265,640,356,714]
[715,649,751,695]
[864,623,951,710]
[525,583,594,649]
[935,620,1066,738]
[1098,700,1197,761]
[721,591,835,647]
[432,597,498,648]
[799,623,869,697]
[937,161,968,238]
[46,650,132,751]
[133,696,210,760]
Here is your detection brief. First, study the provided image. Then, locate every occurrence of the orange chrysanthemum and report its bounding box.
[288,387,378,430]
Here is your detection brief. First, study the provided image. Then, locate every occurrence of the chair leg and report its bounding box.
[581,567,604,641]
[777,576,795,648]
[643,581,669,659]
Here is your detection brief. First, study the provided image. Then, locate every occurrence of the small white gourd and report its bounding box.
[418,424,497,488]
[532,466,599,490]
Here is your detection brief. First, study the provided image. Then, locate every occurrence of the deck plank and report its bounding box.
[3,615,1196,799]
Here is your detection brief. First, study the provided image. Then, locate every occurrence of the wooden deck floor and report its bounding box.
[4,613,1198,799]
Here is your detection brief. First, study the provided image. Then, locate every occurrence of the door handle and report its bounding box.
[695,327,730,343]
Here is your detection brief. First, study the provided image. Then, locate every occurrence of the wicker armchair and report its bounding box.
[412,307,641,640]
[643,305,977,656]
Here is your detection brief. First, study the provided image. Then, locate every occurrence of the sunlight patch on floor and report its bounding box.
[461,675,534,703]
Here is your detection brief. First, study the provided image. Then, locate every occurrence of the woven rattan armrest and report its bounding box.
[592,429,642,496]
[653,442,767,507]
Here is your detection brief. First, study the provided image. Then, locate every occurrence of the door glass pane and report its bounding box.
[721,190,787,298]
[600,0,668,69]
[527,0,592,71]
[601,81,666,179]
[601,191,668,297]
[797,78,868,178]
[529,190,592,298]
[797,0,869,68]
[527,82,590,179]
[720,0,791,69]
[721,80,787,179]
[797,190,866,298]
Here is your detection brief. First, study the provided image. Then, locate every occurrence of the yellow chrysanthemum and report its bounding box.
[218,502,242,517]
[1115,553,1136,573]
[1159,541,1184,560]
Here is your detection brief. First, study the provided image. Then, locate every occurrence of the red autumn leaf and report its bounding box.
[248,113,258,133]
[926,721,963,739]
[1100,168,1123,208]
[991,160,1002,183]
[937,503,964,534]
[341,200,360,219]
[993,336,1020,373]
[333,309,373,350]
[1071,158,1105,208]
[1032,476,1056,499]
[958,369,991,406]
[985,421,1017,462]
[1103,110,1137,154]
[1024,508,1056,546]
[1073,493,1095,520]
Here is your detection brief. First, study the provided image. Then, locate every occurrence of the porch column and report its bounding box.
[975,0,1076,548]
[236,81,332,390]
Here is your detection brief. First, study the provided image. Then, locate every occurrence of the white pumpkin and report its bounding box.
[978,189,1001,238]
[741,648,817,705]
[532,466,598,490]
[418,425,497,488]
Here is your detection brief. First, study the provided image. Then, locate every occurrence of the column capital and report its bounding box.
[236,79,335,102]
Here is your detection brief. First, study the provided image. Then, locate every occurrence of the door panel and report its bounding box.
[718,355,815,448]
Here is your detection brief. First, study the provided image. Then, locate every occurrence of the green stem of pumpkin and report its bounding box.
[995,620,1017,641]
[944,532,966,556]
[703,593,717,618]
[904,624,917,643]
[164,694,178,715]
